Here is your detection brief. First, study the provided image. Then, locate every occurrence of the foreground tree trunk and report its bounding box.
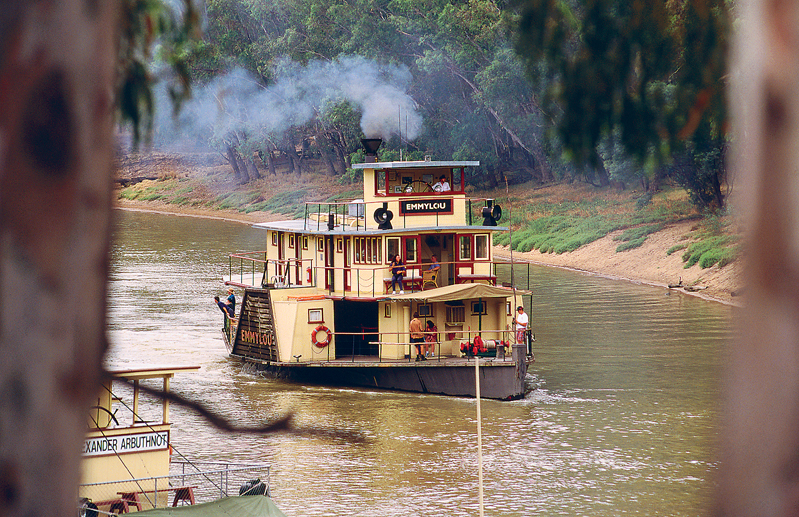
[717,0,799,514]
[0,3,118,517]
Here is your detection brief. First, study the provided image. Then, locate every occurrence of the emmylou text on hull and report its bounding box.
[219,139,535,400]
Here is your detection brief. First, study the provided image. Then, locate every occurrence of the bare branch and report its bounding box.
[108,372,368,444]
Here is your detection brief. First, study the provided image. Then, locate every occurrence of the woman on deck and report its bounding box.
[424,320,438,358]
[390,254,406,294]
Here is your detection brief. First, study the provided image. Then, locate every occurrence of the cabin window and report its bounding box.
[317,237,324,251]
[387,237,400,263]
[384,304,391,318]
[506,302,512,316]
[308,308,324,323]
[302,236,309,250]
[336,238,343,253]
[354,237,382,264]
[446,305,465,324]
[471,301,487,315]
[475,234,489,260]
[271,232,278,246]
[459,235,472,261]
[418,304,433,317]
[405,237,418,263]
[288,234,295,249]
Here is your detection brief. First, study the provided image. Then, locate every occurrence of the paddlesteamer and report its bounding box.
[222,139,534,400]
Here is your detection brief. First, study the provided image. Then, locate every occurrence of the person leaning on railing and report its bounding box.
[513,306,528,345]
[214,295,235,332]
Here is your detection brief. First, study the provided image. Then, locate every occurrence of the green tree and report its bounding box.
[515,0,730,208]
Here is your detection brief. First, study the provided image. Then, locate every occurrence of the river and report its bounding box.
[107,209,732,516]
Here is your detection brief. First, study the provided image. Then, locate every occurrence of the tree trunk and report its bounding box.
[225,146,243,183]
[315,131,337,176]
[267,149,277,176]
[592,149,610,187]
[718,0,799,512]
[0,3,118,517]
[332,132,348,173]
[248,158,261,180]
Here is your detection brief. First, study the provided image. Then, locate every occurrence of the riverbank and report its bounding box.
[115,197,743,305]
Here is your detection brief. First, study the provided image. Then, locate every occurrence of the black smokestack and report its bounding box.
[361,138,382,163]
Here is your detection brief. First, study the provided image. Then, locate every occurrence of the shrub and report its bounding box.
[616,237,646,252]
[666,243,688,255]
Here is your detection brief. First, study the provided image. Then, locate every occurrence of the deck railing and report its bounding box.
[78,461,271,515]
[301,197,502,232]
[224,257,524,297]
[301,328,534,363]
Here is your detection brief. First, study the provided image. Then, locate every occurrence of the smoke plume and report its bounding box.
[154,56,422,145]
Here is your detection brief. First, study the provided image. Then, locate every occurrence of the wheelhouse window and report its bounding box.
[452,168,463,191]
[475,234,489,260]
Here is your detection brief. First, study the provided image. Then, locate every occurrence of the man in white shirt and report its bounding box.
[433,175,451,192]
[514,306,528,345]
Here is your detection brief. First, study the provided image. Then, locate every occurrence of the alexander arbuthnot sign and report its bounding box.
[400,198,453,215]
[83,431,169,456]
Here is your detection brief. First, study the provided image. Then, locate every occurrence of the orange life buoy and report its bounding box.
[311,325,331,348]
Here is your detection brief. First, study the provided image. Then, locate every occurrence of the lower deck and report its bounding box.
[230,344,533,400]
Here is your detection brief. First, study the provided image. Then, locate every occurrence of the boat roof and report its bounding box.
[384,283,530,302]
[106,365,201,380]
[352,160,479,170]
[251,220,507,234]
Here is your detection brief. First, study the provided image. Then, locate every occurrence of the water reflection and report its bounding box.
[107,210,732,516]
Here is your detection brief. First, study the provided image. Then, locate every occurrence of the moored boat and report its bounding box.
[79,366,275,515]
[221,140,534,400]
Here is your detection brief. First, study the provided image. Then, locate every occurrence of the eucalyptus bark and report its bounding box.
[0,3,118,517]
[718,0,799,514]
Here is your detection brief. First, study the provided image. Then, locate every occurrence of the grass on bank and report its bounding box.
[494,183,739,270]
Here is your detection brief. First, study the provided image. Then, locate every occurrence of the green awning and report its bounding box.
[134,496,288,517]
[385,282,529,302]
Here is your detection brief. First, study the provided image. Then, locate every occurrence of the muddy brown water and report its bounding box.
[107,210,732,516]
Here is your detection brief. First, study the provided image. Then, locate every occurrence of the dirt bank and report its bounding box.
[115,198,742,306]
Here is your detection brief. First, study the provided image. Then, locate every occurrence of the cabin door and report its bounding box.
[333,300,379,357]
[402,235,420,276]
[277,232,285,280]
[455,233,474,283]
[324,235,335,291]
[293,234,302,285]
[343,237,351,291]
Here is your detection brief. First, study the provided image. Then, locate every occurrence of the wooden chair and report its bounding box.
[422,269,438,290]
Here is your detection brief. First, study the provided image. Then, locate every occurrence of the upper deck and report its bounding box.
[253,156,505,236]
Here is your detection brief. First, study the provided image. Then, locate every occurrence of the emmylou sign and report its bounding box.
[83,431,169,457]
[400,198,453,215]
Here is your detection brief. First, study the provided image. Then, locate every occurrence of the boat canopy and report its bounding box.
[133,496,287,517]
[385,283,529,302]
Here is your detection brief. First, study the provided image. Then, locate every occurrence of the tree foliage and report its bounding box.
[514,0,731,209]
[124,0,733,211]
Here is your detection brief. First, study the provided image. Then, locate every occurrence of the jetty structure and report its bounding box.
[222,139,534,400]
